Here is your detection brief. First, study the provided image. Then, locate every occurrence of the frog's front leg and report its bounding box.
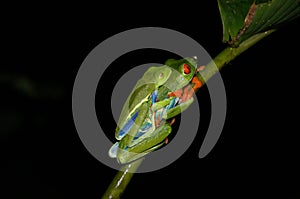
[151,91,194,126]
[164,97,194,119]
[164,75,202,119]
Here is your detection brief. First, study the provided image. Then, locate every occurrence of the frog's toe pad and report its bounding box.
[108,142,119,158]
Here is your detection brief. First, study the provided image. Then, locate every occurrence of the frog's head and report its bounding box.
[163,57,198,90]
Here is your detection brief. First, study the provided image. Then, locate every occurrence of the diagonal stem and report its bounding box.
[197,29,275,84]
[102,158,144,199]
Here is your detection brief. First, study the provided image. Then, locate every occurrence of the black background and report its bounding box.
[1,2,299,198]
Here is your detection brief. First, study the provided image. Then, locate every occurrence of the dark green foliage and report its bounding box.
[218,0,300,45]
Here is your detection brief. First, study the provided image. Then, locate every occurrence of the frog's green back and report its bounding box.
[115,65,172,139]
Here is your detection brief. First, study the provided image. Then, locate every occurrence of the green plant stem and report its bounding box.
[102,29,275,199]
[102,158,144,199]
[197,29,276,83]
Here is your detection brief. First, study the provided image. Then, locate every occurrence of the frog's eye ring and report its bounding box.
[159,73,164,79]
[183,63,191,74]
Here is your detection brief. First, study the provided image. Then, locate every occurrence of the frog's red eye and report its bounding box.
[183,63,191,74]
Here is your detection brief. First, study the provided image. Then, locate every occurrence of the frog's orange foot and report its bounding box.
[197,65,205,72]
[191,76,202,92]
[169,118,176,126]
[164,138,169,144]
[180,76,203,103]
[168,89,183,98]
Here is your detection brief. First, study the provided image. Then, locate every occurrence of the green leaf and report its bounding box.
[218,0,254,43]
[218,0,300,46]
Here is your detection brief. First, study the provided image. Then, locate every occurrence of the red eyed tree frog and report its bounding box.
[109,57,202,164]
